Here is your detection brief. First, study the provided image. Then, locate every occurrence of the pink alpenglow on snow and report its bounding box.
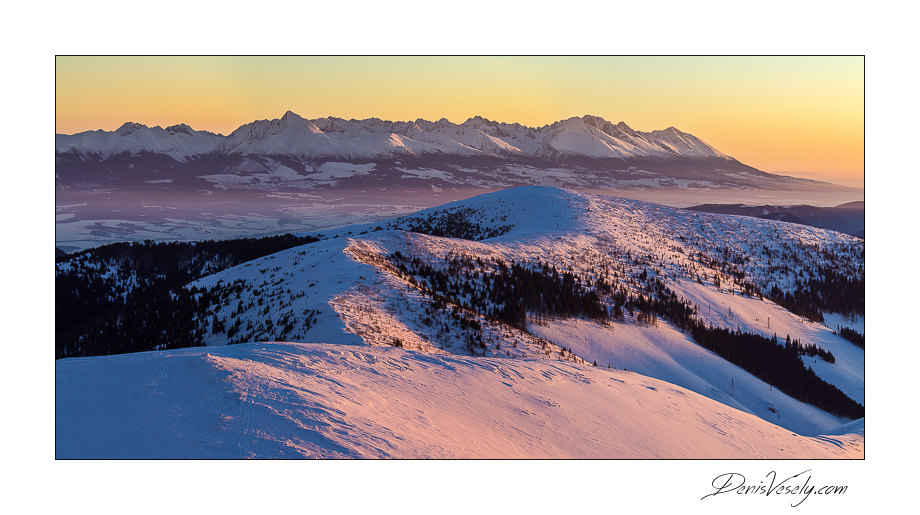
[55,342,863,459]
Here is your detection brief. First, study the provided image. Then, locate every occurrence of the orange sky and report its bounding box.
[56,56,864,187]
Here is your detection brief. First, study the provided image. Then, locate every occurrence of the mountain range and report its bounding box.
[56,112,821,191]
[55,112,865,251]
[58,112,730,161]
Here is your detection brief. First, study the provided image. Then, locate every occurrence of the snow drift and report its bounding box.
[56,342,863,459]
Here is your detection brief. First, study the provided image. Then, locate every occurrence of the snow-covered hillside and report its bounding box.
[528,317,853,436]
[176,188,864,430]
[55,342,863,459]
[56,186,864,457]
[318,185,862,309]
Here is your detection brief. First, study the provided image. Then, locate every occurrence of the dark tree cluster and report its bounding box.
[837,326,865,349]
[389,252,608,330]
[616,274,859,418]
[56,233,319,267]
[223,307,319,345]
[56,234,319,358]
[783,334,836,364]
[768,269,865,323]
[691,241,863,324]
[422,298,488,355]
[57,284,211,358]
[622,275,697,330]
[688,325,861,418]
[388,207,513,241]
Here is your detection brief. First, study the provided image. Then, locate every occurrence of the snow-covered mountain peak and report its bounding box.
[461,115,498,130]
[310,116,348,133]
[639,126,730,159]
[57,112,756,167]
[164,123,210,136]
[615,120,638,136]
[375,185,863,268]
[223,111,329,155]
[55,120,224,161]
[279,111,314,128]
[580,114,619,131]
[281,109,300,119]
[552,116,593,131]
[114,121,149,135]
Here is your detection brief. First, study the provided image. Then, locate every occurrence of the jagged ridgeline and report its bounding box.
[55,234,319,358]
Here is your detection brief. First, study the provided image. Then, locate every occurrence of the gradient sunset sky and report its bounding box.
[56,56,864,187]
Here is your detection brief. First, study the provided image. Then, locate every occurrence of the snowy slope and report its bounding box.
[529,317,849,436]
[55,342,863,459]
[175,187,863,435]
[187,232,586,362]
[668,279,864,405]
[324,185,863,301]
[57,186,863,457]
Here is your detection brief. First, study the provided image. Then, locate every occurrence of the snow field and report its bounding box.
[529,317,848,436]
[56,342,863,459]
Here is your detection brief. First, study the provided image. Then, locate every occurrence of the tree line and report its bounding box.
[389,250,862,419]
[837,326,865,348]
[389,252,608,330]
[56,234,319,358]
[388,207,513,241]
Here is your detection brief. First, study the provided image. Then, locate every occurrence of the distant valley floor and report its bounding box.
[56,186,863,252]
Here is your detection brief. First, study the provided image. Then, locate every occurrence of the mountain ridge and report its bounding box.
[56,113,860,251]
[57,112,733,161]
[55,111,834,194]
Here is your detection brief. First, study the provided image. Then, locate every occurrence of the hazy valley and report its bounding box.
[55,113,861,251]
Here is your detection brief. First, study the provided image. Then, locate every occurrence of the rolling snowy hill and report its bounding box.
[56,186,864,458]
[56,342,863,459]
